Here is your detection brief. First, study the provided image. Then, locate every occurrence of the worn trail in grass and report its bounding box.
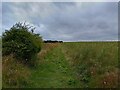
[29,44,81,88]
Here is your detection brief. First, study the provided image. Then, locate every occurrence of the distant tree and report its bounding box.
[31,28,35,33]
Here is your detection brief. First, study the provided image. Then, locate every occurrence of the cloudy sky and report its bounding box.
[2,2,118,41]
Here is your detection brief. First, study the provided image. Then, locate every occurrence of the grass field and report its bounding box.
[62,42,118,88]
[2,42,119,88]
[0,38,1,89]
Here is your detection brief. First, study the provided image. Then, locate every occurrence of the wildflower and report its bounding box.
[103,81,107,84]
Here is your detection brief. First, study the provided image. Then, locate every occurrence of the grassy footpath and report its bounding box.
[28,43,81,88]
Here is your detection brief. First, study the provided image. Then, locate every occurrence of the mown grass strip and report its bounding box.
[29,43,81,88]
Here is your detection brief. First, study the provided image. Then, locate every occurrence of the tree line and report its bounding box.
[44,40,63,43]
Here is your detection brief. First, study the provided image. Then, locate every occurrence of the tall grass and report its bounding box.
[0,38,2,89]
[62,42,118,88]
[2,42,118,88]
[2,43,60,88]
[2,55,31,88]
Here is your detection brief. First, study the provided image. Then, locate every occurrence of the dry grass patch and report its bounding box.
[2,55,31,88]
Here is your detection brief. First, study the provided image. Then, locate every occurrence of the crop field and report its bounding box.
[2,42,119,88]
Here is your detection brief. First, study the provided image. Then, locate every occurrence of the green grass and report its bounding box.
[29,45,81,88]
[61,42,118,88]
[3,42,118,88]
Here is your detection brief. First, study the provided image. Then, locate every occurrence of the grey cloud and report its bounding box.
[2,2,118,41]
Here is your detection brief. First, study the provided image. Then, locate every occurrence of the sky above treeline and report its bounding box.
[2,2,118,41]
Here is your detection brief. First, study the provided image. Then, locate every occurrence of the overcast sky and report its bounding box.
[2,2,118,41]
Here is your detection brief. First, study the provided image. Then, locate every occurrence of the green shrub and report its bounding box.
[2,22,42,65]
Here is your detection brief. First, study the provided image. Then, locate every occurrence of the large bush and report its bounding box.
[2,22,42,65]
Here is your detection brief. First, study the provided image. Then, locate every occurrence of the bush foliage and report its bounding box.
[2,22,42,64]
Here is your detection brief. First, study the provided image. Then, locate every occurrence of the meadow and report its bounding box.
[2,42,119,88]
[62,42,118,88]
